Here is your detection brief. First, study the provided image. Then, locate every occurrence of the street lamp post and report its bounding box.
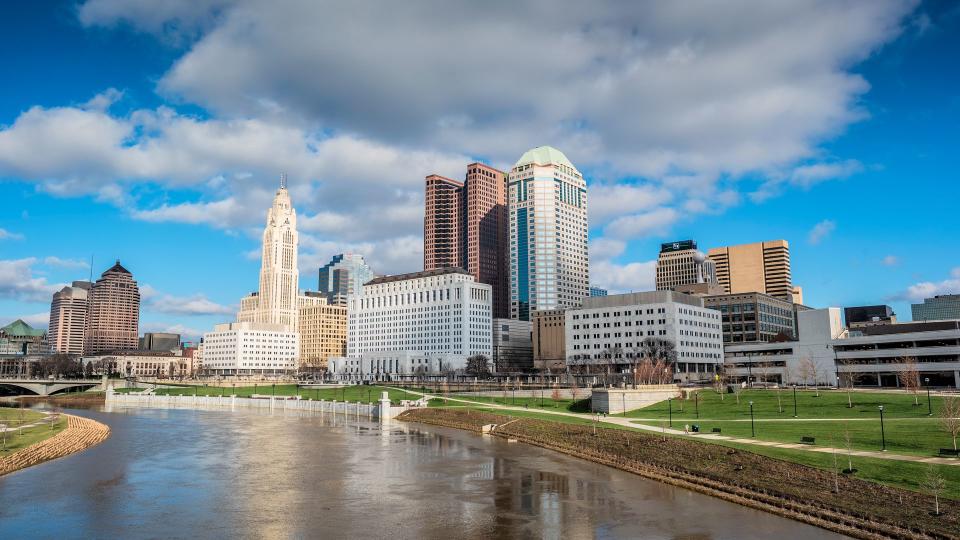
[668,398,673,428]
[878,405,886,451]
[622,392,626,418]
[695,392,699,419]
[792,385,798,418]
[749,401,755,438]
[925,378,932,416]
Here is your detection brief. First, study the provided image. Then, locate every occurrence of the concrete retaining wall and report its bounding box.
[104,391,412,421]
[591,385,681,414]
[454,389,592,400]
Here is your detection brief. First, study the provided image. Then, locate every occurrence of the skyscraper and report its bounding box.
[708,240,799,301]
[85,261,140,354]
[48,280,91,355]
[423,162,509,318]
[655,240,717,291]
[238,177,300,328]
[508,146,588,320]
[317,253,374,305]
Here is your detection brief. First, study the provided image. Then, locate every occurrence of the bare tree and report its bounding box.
[896,357,921,406]
[465,354,491,378]
[921,466,946,516]
[940,396,960,451]
[838,361,862,408]
[842,423,856,473]
[798,357,817,394]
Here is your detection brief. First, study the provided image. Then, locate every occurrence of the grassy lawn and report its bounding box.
[0,409,67,456]
[429,393,591,412]
[630,388,959,457]
[117,384,419,404]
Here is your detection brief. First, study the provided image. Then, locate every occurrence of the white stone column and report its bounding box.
[378,391,391,423]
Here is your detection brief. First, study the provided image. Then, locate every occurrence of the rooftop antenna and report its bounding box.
[280,172,287,189]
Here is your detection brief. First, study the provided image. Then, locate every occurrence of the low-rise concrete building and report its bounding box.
[532,309,566,373]
[492,318,532,373]
[84,350,188,379]
[202,322,299,376]
[328,351,466,381]
[703,292,800,343]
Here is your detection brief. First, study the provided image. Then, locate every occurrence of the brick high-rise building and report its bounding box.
[708,240,799,301]
[48,280,91,355]
[85,261,140,354]
[423,163,509,318]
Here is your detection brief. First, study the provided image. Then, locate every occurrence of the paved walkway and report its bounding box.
[392,388,960,467]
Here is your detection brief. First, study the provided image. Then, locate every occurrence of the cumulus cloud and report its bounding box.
[605,208,680,240]
[0,228,24,241]
[893,268,960,302]
[808,219,836,245]
[140,322,207,342]
[142,289,235,316]
[42,256,90,270]
[590,259,657,294]
[0,258,65,303]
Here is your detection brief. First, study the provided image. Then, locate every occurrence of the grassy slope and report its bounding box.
[0,410,67,456]
[114,384,418,404]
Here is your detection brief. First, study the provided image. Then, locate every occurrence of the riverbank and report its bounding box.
[0,413,110,477]
[16,392,106,408]
[400,408,958,540]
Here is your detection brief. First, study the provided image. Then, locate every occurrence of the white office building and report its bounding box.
[202,322,299,376]
[508,146,589,321]
[565,291,723,382]
[340,268,492,379]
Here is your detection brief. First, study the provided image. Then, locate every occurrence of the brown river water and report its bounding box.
[0,404,847,539]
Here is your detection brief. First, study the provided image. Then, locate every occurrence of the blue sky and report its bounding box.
[1,1,958,340]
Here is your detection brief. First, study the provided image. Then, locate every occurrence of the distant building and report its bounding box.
[341,268,492,380]
[317,253,374,306]
[423,163,509,318]
[565,291,723,383]
[708,240,799,302]
[85,261,140,355]
[492,318,532,373]
[509,146,588,320]
[237,179,300,328]
[911,294,960,322]
[84,350,188,379]
[532,309,566,373]
[48,280,91,355]
[844,305,897,328]
[655,240,717,291]
[297,292,347,372]
[723,308,845,386]
[140,332,181,352]
[589,287,608,297]
[703,292,799,343]
[836,320,960,388]
[202,322,299,376]
[0,320,48,376]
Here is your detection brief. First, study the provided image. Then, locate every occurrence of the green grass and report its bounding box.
[0,410,67,456]
[430,393,591,412]
[117,384,419,404]
[630,388,959,457]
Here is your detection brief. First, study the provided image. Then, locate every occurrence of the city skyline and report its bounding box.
[2,1,960,339]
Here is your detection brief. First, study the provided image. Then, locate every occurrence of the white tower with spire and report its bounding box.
[238,175,300,329]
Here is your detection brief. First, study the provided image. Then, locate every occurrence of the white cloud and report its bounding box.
[751,159,864,202]
[604,208,680,240]
[807,219,836,245]
[140,322,206,342]
[0,228,24,241]
[19,312,51,328]
[0,258,65,303]
[143,290,235,316]
[895,268,960,302]
[882,255,899,266]
[42,256,90,270]
[590,259,657,294]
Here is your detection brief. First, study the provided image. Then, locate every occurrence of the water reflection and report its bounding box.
[0,406,846,539]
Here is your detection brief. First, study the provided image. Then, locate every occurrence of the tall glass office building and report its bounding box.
[508,146,589,321]
[912,294,960,322]
[317,253,375,305]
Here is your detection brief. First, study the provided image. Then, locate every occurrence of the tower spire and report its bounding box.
[279,172,287,189]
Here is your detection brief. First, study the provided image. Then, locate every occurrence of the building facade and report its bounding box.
[317,253,374,306]
[589,287,608,297]
[48,280,91,355]
[532,309,566,373]
[655,240,717,291]
[297,292,347,372]
[708,240,799,301]
[202,322,299,376]
[139,332,181,352]
[423,163,509,318]
[328,351,466,380]
[911,295,960,322]
[703,292,799,343]
[492,318,532,373]
[346,268,492,373]
[85,262,140,355]
[565,291,723,383]
[238,178,300,328]
[84,351,188,379]
[844,305,897,328]
[508,146,589,320]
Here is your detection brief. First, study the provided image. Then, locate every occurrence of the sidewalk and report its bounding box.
[393,387,960,467]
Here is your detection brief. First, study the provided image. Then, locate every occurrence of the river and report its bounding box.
[0,405,846,539]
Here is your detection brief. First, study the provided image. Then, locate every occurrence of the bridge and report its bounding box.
[0,377,105,396]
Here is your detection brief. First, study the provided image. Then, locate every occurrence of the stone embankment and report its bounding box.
[399,408,959,540]
[0,414,110,477]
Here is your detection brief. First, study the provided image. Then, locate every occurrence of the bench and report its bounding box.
[800,436,816,445]
[938,448,960,457]
[711,427,722,433]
